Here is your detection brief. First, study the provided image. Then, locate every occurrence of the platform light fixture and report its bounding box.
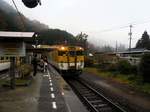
[22,0,41,8]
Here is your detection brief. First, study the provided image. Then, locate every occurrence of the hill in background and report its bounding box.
[0,0,77,45]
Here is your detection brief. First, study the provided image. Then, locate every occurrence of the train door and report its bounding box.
[68,50,77,70]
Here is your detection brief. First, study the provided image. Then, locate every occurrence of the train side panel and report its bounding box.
[48,50,59,69]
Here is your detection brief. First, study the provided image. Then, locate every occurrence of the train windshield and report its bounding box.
[69,51,76,56]
[69,51,84,56]
[76,51,84,56]
[58,51,67,56]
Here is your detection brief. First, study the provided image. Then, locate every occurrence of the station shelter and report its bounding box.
[0,31,35,89]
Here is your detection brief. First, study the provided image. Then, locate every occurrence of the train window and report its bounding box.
[69,51,76,56]
[1,57,4,60]
[76,51,84,55]
[58,51,66,56]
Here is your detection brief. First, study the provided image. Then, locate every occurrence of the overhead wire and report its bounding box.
[10,0,150,35]
[11,0,26,31]
[99,19,150,33]
[99,25,129,33]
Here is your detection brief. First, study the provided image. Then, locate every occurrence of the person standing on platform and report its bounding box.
[43,56,48,72]
[32,54,38,76]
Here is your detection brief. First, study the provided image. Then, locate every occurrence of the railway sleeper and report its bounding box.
[86,97,102,101]
[96,107,112,112]
[94,103,108,108]
[90,100,103,104]
[84,93,97,97]
[81,91,95,95]
[91,101,105,105]
[78,91,93,95]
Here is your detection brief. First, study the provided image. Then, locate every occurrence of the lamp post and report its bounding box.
[35,34,38,48]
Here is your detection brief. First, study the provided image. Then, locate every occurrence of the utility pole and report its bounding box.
[115,41,118,53]
[128,25,132,51]
[35,34,38,48]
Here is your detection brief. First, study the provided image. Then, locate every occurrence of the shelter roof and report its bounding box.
[0,31,35,38]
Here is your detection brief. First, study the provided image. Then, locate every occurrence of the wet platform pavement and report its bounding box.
[0,65,88,112]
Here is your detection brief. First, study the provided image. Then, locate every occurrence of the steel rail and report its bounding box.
[0,69,9,79]
[67,78,127,112]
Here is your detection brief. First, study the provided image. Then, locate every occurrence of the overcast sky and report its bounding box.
[4,0,150,48]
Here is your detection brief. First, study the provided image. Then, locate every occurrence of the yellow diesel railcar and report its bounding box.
[48,45,84,76]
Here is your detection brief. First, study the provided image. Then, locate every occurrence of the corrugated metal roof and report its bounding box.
[118,48,150,54]
[0,31,35,38]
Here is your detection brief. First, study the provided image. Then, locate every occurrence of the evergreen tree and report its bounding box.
[139,53,150,82]
[76,32,88,47]
[136,31,150,49]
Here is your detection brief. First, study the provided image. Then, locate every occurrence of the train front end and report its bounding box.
[57,46,84,76]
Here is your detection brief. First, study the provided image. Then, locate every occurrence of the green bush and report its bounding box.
[98,62,118,73]
[85,56,94,67]
[98,62,109,71]
[139,53,150,83]
[117,60,132,74]
[130,65,138,74]
[98,59,138,75]
[107,63,118,71]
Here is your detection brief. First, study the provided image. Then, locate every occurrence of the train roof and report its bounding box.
[53,45,84,50]
[31,45,84,51]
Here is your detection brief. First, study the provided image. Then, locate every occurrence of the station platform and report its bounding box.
[0,65,88,112]
[38,65,88,112]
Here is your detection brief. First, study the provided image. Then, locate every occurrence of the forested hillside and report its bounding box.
[0,0,77,45]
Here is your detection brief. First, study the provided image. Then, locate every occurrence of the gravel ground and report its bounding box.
[80,72,150,112]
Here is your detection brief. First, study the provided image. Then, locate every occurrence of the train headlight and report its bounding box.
[61,47,65,50]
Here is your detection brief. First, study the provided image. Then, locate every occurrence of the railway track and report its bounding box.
[67,78,127,112]
[0,70,9,80]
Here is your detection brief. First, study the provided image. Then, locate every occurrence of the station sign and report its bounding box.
[0,42,25,57]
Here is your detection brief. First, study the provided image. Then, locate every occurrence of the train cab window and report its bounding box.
[58,51,66,56]
[69,51,76,56]
[76,51,84,55]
